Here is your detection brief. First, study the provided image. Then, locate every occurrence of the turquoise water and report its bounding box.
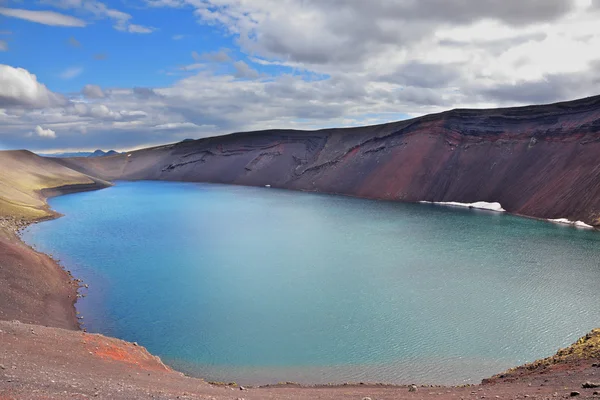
[22,181,600,385]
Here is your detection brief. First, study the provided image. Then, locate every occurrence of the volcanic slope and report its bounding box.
[0,150,109,328]
[59,95,600,225]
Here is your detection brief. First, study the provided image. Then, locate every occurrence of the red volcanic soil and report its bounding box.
[59,94,600,226]
[0,225,79,331]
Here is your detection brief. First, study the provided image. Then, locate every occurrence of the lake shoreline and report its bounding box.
[2,179,600,399]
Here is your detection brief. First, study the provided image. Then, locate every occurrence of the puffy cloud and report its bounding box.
[179,0,575,67]
[0,65,66,108]
[0,7,85,27]
[34,125,57,139]
[233,61,260,79]
[82,84,104,99]
[132,87,161,98]
[119,23,155,34]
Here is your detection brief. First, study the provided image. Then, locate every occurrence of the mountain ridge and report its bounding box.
[56,94,600,226]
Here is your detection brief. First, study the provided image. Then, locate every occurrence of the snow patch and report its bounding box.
[420,201,506,212]
[548,218,594,229]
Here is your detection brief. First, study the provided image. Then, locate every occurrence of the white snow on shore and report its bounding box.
[420,201,506,212]
[548,218,594,229]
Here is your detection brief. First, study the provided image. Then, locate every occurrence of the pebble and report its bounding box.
[0,364,5,370]
[361,397,372,400]
[583,382,600,389]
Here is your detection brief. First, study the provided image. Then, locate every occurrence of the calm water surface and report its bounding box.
[22,181,600,385]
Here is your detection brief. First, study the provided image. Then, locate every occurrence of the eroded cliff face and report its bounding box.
[58,95,600,225]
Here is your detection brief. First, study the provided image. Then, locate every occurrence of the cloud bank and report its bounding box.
[2,0,600,151]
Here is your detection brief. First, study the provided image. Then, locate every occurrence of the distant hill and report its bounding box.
[40,150,120,158]
[0,150,109,220]
[88,149,119,158]
[40,151,94,158]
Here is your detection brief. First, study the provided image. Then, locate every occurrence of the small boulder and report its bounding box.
[571,391,580,397]
[583,382,600,389]
[408,384,418,392]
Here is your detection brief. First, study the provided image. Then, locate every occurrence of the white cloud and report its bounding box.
[40,0,154,34]
[146,0,185,7]
[153,122,200,130]
[172,34,186,40]
[82,84,104,98]
[0,40,7,51]
[0,64,66,108]
[34,125,57,139]
[121,23,155,34]
[179,63,205,71]
[60,66,83,80]
[0,7,86,27]
[233,61,260,79]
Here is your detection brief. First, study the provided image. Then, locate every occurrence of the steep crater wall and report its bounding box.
[58,95,600,225]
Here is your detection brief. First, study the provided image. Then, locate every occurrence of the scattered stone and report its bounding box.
[592,363,600,368]
[133,342,138,346]
[593,391,599,396]
[408,384,418,392]
[583,382,600,389]
[0,364,5,370]
[571,391,580,397]
[239,386,245,391]
[361,397,372,400]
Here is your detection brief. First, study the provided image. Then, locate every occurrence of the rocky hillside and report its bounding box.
[0,150,109,222]
[57,95,600,225]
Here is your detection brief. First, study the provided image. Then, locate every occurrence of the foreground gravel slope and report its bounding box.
[1,320,599,399]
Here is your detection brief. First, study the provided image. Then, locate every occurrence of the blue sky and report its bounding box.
[1,2,251,92]
[1,0,599,152]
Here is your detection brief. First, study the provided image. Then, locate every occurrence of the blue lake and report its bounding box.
[22,181,600,385]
